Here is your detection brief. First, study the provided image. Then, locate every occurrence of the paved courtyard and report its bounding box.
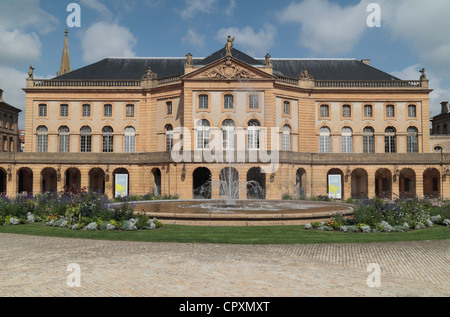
[0,233,448,297]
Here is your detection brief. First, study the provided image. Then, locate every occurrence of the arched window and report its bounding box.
[282,125,291,151]
[80,126,92,152]
[124,126,136,153]
[36,126,48,152]
[196,119,210,149]
[341,127,353,153]
[58,126,70,153]
[165,124,173,151]
[102,126,114,153]
[363,127,375,153]
[222,119,235,150]
[247,119,260,150]
[385,127,396,153]
[319,127,331,153]
[407,127,418,153]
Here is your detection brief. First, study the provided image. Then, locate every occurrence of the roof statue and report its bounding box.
[225,36,234,56]
[28,66,35,79]
[420,68,427,80]
[142,67,157,80]
[185,52,193,66]
[265,53,272,67]
[299,69,314,80]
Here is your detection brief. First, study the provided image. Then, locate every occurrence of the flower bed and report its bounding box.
[0,190,164,231]
[304,197,450,233]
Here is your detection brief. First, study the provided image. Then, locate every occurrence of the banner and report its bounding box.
[328,174,342,199]
[115,174,128,198]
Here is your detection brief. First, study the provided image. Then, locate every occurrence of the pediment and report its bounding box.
[182,56,275,81]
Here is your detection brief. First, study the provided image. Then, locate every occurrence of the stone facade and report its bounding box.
[1,39,448,200]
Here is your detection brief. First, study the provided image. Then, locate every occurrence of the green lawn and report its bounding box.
[0,222,448,244]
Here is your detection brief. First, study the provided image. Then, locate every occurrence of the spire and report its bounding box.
[57,28,71,76]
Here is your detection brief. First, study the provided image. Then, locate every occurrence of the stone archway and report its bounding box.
[399,168,416,198]
[151,168,162,197]
[18,167,33,194]
[375,168,392,199]
[246,167,266,199]
[351,168,368,198]
[296,168,306,198]
[89,168,105,194]
[65,168,81,192]
[41,167,57,193]
[193,167,212,199]
[0,167,6,194]
[423,168,440,198]
[113,168,129,198]
[219,167,239,200]
[327,168,344,199]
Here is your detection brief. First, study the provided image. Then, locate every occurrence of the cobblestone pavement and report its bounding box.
[0,233,448,297]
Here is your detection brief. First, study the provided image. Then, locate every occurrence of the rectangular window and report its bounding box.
[37,135,48,152]
[126,104,135,117]
[166,101,172,115]
[198,95,209,109]
[342,105,351,118]
[364,105,373,117]
[224,95,234,109]
[320,105,329,118]
[386,105,395,118]
[104,104,112,117]
[82,104,91,117]
[408,105,417,117]
[283,101,290,115]
[60,104,69,117]
[38,104,47,117]
[249,94,259,109]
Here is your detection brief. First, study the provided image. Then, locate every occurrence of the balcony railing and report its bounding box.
[31,79,141,87]
[314,80,424,88]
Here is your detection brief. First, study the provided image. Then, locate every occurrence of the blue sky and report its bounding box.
[0,0,449,129]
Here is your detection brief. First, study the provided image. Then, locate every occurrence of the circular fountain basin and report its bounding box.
[134,199,353,226]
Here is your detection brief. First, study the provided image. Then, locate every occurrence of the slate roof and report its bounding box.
[54,48,400,81]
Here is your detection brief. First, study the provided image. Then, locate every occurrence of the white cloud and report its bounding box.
[0,0,58,67]
[216,24,277,56]
[391,64,450,117]
[379,0,450,75]
[0,67,28,128]
[81,22,137,63]
[180,0,217,19]
[0,30,42,66]
[225,0,236,16]
[277,0,370,55]
[181,29,206,51]
[79,0,114,22]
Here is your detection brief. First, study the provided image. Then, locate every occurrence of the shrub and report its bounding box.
[84,222,98,230]
[443,219,450,226]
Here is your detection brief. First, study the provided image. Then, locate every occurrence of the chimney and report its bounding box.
[441,101,449,114]
[361,59,371,66]
[0,89,3,103]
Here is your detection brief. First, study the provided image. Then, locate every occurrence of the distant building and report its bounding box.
[0,89,21,153]
[430,101,450,153]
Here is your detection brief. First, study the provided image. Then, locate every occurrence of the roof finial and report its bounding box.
[57,28,71,76]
